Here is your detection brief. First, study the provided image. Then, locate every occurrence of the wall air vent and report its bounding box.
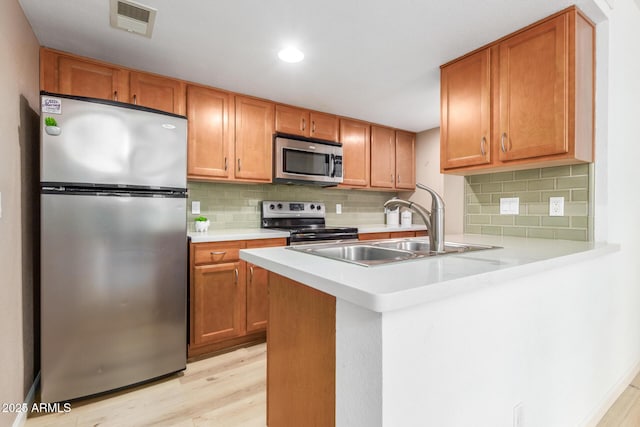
[109,0,157,38]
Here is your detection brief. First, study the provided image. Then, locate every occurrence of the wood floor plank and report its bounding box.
[597,386,640,427]
[26,343,266,427]
[631,370,640,389]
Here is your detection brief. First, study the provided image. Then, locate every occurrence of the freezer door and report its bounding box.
[41,95,187,189]
[41,193,187,402]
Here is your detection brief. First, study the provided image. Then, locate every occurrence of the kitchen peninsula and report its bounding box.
[241,235,619,426]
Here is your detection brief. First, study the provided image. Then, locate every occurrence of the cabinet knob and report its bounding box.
[481,136,487,156]
[501,133,507,153]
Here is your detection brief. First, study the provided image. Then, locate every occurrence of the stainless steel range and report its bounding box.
[261,200,358,245]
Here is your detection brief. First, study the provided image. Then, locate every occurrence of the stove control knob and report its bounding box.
[277,203,283,209]
[269,204,275,210]
[316,205,322,211]
[310,204,315,210]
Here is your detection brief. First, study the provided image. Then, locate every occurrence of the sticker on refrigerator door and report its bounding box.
[42,97,62,114]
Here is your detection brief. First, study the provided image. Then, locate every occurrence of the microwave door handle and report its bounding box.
[330,154,335,177]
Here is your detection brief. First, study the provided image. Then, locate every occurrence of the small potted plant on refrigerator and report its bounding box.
[44,116,61,136]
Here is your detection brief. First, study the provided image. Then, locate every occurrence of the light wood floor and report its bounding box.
[25,342,639,426]
[597,371,640,427]
[26,343,267,427]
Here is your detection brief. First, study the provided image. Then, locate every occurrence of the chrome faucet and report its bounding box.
[384,183,445,253]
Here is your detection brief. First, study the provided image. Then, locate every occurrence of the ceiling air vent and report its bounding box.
[109,0,157,38]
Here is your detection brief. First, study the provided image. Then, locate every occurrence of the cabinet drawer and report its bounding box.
[193,241,244,265]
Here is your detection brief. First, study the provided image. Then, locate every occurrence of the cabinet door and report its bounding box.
[192,262,245,345]
[235,96,275,181]
[498,14,568,161]
[395,130,416,189]
[310,112,339,142]
[130,71,186,115]
[58,56,127,102]
[245,238,286,332]
[187,85,232,179]
[246,263,269,332]
[370,125,396,189]
[275,104,308,137]
[339,118,370,187]
[440,49,491,170]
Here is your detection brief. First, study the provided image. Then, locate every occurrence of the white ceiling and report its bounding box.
[19,0,579,132]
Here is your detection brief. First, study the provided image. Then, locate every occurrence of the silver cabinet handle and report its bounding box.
[237,158,241,171]
[133,94,137,105]
[312,121,316,133]
[249,266,254,282]
[224,157,228,171]
[234,268,239,284]
[481,136,486,156]
[501,133,507,152]
[301,118,306,131]
[210,251,226,256]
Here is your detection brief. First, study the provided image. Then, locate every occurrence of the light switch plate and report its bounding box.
[336,203,342,215]
[500,197,520,215]
[191,201,201,215]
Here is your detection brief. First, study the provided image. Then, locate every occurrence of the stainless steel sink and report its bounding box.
[373,240,496,254]
[293,244,420,267]
[287,238,500,267]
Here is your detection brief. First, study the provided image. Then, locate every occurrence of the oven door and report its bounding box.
[274,136,343,186]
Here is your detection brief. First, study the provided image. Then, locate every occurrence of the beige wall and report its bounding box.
[0,1,40,426]
[400,127,465,234]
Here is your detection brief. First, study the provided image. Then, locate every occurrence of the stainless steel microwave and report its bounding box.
[273,135,343,186]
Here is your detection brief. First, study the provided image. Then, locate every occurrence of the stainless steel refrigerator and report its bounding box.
[40,92,187,402]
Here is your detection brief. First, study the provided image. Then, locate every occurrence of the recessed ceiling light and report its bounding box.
[278,47,304,63]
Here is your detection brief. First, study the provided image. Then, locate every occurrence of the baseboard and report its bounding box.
[11,372,40,427]
[583,359,640,427]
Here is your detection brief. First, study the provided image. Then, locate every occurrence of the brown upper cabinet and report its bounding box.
[440,6,594,175]
[41,48,186,115]
[235,96,275,182]
[339,118,370,188]
[129,71,185,115]
[275,104,339,142]
[186,85,233,179]
[370,125,396,189]
[395,130,416,190]
[371,125,416,190]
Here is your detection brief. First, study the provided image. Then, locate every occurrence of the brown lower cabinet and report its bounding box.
[188,237,286,358]
[358,230,427,240]
[268,273,336,427]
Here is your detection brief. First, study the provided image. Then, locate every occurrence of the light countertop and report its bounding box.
[240,234,620,312]
[355,223,427,233]
[188,223,428,243]
[188,228,289,243]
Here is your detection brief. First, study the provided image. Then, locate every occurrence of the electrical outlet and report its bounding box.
[191,201,201,215]
[336,203,342,215]
[513,402,524,427]
[500,197,520,215]
[549,197,564,216]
